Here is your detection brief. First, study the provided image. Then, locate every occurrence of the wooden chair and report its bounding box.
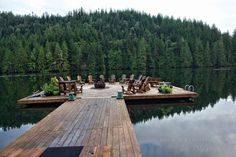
[148,77,162,87]
[88,75,94,84]
[119,74,127,84]
[125,74,134,84]
[67,76,71,81]
[134,76,150,93]
[99,75,105,81]
[59,76,64,81]
[134,75,143,85]
[77,75,85,84]
[121,80,136,95]
[109,74,116,84]
[76,84,83,93]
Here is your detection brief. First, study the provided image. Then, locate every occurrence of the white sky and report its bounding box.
[0,0,235,34]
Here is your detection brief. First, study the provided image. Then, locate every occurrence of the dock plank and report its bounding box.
[0,98,141,157]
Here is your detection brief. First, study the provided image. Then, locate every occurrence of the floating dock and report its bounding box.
[17,83,199,105]
[0,98,141,157]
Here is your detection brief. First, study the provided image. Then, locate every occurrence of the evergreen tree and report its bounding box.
[179,41,192,67]
[37,46,45,72]
[192,38,204,67]
[212,39,227,67]
[45,42,53,71]
[137,38,147,71]
[203,42,212,66]
[54,42,64,73]
[2,49,14,73]
[61,41,70,71]
[231,30,236,65]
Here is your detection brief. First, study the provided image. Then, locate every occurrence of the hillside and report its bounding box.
[0,9,235,74]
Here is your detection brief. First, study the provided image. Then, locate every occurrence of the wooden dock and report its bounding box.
[18,83,199,104]
[124,86,198,100]
[0,98,141,157]
[18,95,69,104]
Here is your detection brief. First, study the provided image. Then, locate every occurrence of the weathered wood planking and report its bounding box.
[124,86,199,100]
[0,98,142,157]
[18,83,198,105]
[17,95,69,104]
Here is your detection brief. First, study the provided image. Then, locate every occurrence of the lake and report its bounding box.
[127,68,236,157]
[0,68,236,157]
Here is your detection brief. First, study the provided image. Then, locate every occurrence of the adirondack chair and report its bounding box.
[121,80,136,95]
[67,76,71,81]
[76,84,83,93]
[119,74,127,84]
[109,74,116,84]
[125,74,134,84]
[148,77,162,87]
[77,75,85,84]
[99,75,105,81]
[59,76,64,81]
[134,75,143,85]
[88,75,94,84]
[134,76,150,93]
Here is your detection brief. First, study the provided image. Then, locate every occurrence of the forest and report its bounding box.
[0,9,236,75]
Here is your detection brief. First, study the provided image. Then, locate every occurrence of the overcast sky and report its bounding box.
[0,0,235,34]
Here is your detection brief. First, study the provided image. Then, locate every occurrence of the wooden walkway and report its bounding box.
[0,98,141,157]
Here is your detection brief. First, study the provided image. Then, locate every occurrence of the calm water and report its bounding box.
[0,74,56,149]
[127,68,236,157]
[0,68,236,157]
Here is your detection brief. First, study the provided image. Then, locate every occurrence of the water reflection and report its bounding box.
[130,98,236,157]
[0,75,57,148]
[127,68,236,157]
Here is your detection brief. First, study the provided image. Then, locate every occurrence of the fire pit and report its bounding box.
[94,80,106,88]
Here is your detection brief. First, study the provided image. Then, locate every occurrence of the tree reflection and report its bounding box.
[127,68,236,124]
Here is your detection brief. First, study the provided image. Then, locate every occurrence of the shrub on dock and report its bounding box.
[42,77,59,96]
[158,84,173,93]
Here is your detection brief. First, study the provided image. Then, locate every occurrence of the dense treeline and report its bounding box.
[0,9,236,74]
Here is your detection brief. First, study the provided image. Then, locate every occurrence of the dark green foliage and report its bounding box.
[0,10,234,74]
[158,84,173,93]
[42,77,59,96]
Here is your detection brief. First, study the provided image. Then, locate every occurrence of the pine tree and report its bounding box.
[137,38,147,71]
[212,39,227,67]
[231,30,236,65]
[37,46,45,72]
[192,38,204,67]
[179,41,192,67]
[45,42,53,71]
[203,42,212,66]
[2,49,14,73]
[61,41,70,71]
[54,42,63,73]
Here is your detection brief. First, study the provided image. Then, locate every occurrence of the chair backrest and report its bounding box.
[129,74,134,80]
[111,74,116,80]
[144,76,149,85]
[88,75,93,83]
[99,75,105,81]
[122,74,126,79]
[137,75,142,81]
[67,76,71,81]
[77,75,82,82]
[59,76,64,81]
